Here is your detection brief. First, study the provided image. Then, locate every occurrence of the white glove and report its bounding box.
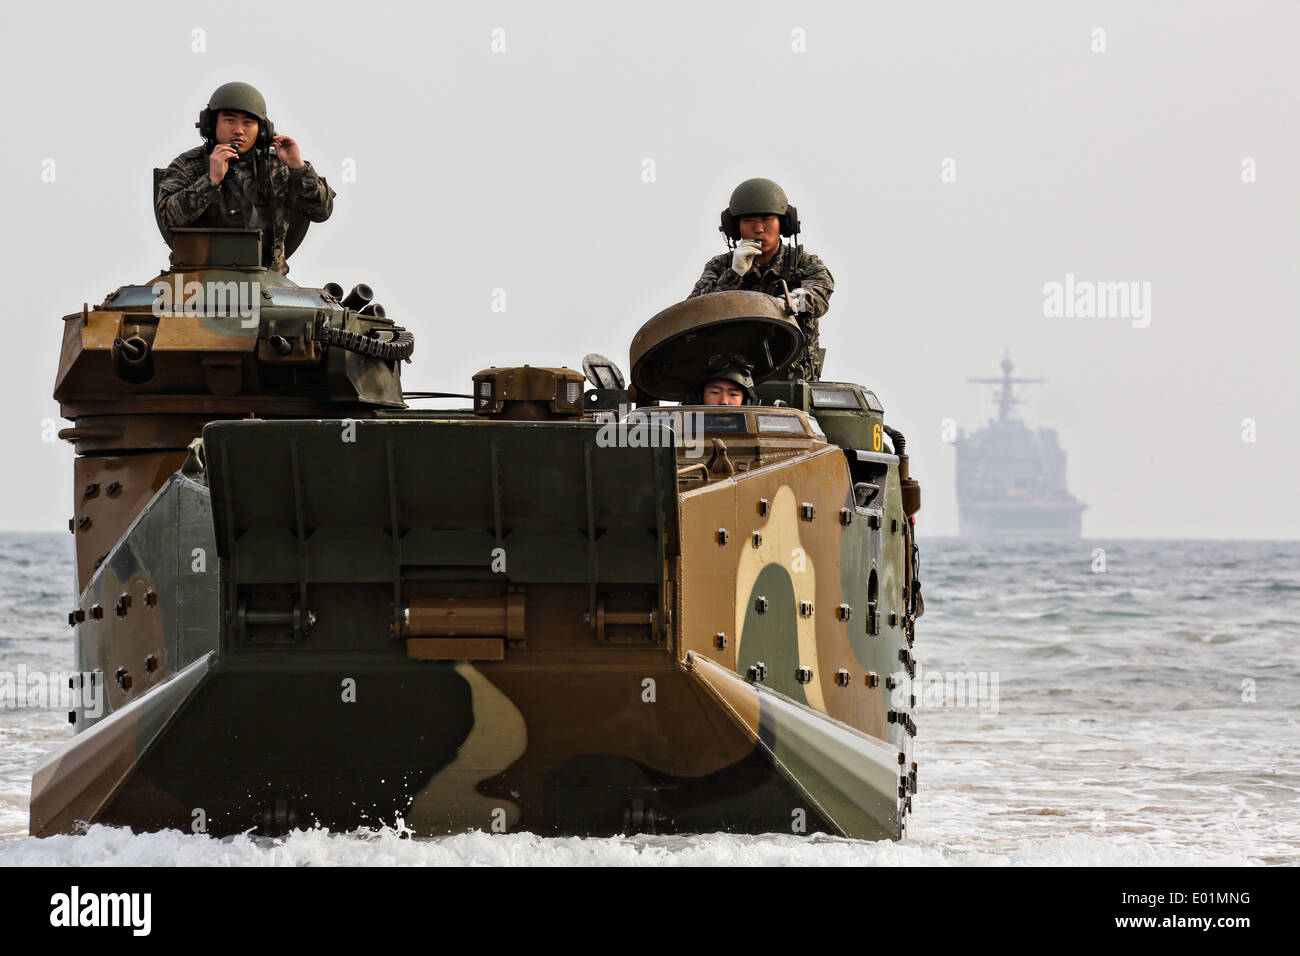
[788,287,811,313]
[730,239,762,277]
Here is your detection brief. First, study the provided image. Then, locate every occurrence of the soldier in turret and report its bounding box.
[685,356,757,406]
[689,178,833,381]
[156,82,335,275]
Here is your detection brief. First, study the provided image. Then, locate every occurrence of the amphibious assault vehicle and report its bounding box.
[34,228,923,839]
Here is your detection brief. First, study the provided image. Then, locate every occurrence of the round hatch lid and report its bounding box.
[629,292,805,402]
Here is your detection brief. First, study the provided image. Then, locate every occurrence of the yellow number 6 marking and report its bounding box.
[872,423,882,451]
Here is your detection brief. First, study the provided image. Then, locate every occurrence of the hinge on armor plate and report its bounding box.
[593,592,658,645]
[236,590,312,645]
[622,799,666,835]
[254,799,301,837]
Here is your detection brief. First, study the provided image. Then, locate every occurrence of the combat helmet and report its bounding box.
[697,353,757,405]
[720,177,801,241]
[197,82,274,149]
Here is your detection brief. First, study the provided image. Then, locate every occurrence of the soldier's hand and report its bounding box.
[271,135,306,170]
[730,239,762,277]
[208,144,238,185]
[788,288,811,313]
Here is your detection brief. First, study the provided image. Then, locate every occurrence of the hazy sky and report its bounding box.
[1,0,1295,538]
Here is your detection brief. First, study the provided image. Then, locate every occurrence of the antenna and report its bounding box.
[967,350,1045,423]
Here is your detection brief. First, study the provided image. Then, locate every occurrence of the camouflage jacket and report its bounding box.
[156,145,335,275]
[688,242,834,380]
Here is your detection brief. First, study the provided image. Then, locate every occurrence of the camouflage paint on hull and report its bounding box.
[683,652,900,840]
[31,654,213,837]
[32,652,850,837]
[37,399,919,839]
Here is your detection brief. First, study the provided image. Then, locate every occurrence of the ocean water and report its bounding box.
[1,533,1295,866]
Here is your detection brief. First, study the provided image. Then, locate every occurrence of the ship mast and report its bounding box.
[967,351,1045,423]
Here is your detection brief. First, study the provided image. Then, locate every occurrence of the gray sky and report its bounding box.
[1,0,1295,538]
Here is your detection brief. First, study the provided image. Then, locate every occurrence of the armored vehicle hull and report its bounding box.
[35,247,922,839]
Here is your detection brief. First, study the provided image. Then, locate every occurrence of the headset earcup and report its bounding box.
[259,117,274,150]
[719,209,740,241]
[782,204,801,237]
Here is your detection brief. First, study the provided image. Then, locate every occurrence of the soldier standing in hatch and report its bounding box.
[156,82,335,276]
[689,178,833,381]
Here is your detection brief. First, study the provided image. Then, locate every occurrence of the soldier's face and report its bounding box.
[702,381,745,406]
[215,111,260,154]
[738,215,781,257]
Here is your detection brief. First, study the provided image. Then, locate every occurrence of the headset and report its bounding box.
[718,204,801,244]
[196,107,275,153]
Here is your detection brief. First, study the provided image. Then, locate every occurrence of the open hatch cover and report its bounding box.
[629,292,804,403]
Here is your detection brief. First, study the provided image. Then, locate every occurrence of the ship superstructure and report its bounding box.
[955,354,1085,537]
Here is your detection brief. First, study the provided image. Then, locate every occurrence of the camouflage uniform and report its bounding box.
[156,146,335,275]
[689,242,834,380]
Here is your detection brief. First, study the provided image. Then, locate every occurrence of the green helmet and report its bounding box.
[207,81,269,127]
[728,178,789,218]
[701,356,757,404]
[200,82,272,148]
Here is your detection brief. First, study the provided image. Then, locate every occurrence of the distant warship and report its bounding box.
[955,354,1085,538]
